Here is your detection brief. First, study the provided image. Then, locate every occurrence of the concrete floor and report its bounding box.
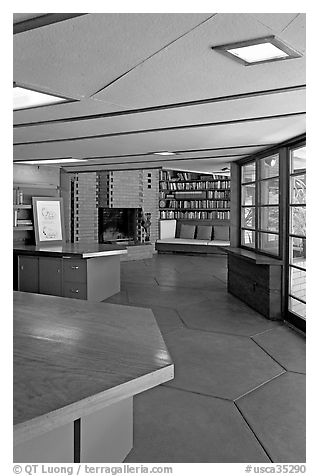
[104,253,306,463]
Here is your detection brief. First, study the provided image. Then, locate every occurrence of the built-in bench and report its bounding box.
[155,219,230,254]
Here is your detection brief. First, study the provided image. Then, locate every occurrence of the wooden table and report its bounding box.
[13,292,174,463]
[13,243,127,301]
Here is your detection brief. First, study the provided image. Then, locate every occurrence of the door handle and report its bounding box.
[71,266,79,270]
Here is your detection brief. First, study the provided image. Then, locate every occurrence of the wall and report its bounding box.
[14,163,60,187]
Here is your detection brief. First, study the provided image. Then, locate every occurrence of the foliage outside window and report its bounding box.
[240,154,280,256]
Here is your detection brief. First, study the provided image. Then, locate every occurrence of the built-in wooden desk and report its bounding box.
[13,292,174,462]
[13,243,127,301]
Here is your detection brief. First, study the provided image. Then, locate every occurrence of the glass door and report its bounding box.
[287,145,306,331]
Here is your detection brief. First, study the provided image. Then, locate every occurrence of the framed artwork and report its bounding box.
[32,197,65,245]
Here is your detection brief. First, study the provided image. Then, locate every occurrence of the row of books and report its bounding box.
[207,190,231,200]
[161,200,230,209]
[159,190,230,200]
[160,210,230,220]
[160,180,230,191]
[159,170,229,181]
[159,171,193,181]
[175,190,206,198]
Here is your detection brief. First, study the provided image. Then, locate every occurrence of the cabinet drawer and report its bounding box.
[63,259,87,283]
[63,281,87,300]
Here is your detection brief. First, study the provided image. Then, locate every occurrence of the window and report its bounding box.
[240,154,280,256]
[239,139,306,332]
[288,145,306,320]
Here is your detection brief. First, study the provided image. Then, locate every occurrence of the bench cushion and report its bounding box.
[157,238,209,245]
[208,240,230,247]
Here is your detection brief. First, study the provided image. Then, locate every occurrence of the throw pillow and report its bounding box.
[196,225,212,240]
[213,226,230,241]
[179,224,196,239]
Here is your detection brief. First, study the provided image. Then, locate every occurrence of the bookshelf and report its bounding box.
[159,170,230,221]
[13,183,60,242]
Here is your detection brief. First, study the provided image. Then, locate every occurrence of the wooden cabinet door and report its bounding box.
[39,257,62,296]
[18,256,39,293]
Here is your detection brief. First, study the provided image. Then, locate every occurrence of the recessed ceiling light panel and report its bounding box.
[16,159,88,165]
[13,85,70,110]
[153,151,176,156]
[212,36,302,66]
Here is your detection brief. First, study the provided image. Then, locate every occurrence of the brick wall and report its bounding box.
[64,168,160,244]
[75,173,98,243]
[62,171,98,243]
[97,169,159,243]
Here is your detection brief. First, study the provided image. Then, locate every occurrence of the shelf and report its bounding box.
[160,188,230,192]
[160,218,230,222]
[160,207,230,211]
[13,226,34,231]
[13,204,32,209]
[13,183,60,190]
[159,179,230,183]
[162,199,230,202]
[159,170,231,223]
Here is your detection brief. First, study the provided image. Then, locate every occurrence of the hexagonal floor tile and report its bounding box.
[164,328,284,400]
[178,298,281,336]
[125,386,270,463]
[252,326,306,373]
[126,283,207,308]
[151,305,185,334]
[236,372,306,462]
[103,288,129,305]
[155,273,226,290]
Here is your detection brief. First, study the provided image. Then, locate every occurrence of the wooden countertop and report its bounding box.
[13,242,127,258]
[224,247,283,265]
[14,292,174,444]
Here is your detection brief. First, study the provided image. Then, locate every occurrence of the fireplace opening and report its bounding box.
[98,208,139,244]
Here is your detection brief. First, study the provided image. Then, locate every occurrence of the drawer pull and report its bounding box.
[70,288,79,294]
[71,266,79,270]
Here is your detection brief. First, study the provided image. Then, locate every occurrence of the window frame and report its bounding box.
[240,153,282,258]
[284,141,306,331]
[236,134,306,332]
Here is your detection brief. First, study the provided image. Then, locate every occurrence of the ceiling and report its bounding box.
[13,13,306,174]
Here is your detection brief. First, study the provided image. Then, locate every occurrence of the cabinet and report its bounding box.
[63,258,87,300]
[39,258,62,296]
[226,248,283,320]
[15,252,121,302]
[18,256,39,293]
[159,169,230,222]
